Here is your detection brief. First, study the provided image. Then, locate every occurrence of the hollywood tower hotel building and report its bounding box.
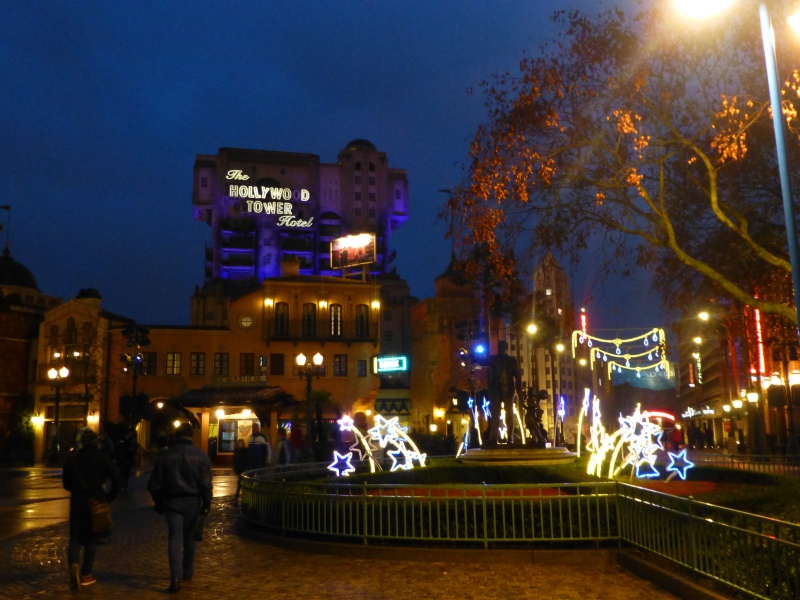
[192,140,408,285]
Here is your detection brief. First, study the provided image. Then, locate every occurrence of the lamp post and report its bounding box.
[553,342,565,447]
[676,1,800,360]
[47,362,70,465]
[73,345,91,426]
[297,352,323,459]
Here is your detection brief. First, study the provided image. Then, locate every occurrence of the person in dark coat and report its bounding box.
[147,422,213,593]
[232,438,248,500]
[115,427,138,490]
[62,427,121,591]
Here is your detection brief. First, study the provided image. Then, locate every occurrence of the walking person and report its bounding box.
[115,427,138,490]
[62,427,121,591]
[147,422,212,594]
[232,438,248,501]
[273,427,294,465]
[247,422,272,468]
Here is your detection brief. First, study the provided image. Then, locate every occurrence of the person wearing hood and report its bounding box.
[62,427,121,591]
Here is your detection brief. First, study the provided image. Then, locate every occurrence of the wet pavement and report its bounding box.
[0,468,688,599]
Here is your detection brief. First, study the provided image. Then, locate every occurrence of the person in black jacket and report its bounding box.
[147,422,213,594]
[62,427,121,591]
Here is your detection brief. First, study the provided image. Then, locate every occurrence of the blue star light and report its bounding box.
[666,449,695,480]
[328,451,356,477]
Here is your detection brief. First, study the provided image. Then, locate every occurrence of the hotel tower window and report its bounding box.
[355,304,369,337]
[214,352,229,376]
[190,352,206,376]
[333,354,347,376]
[275,302,289,336]
[330,304,342,337]
[166,352,182,375]
[240,353,255,376]
[302,303,316,336]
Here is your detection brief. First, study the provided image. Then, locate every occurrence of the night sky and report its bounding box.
[1,1,657,332]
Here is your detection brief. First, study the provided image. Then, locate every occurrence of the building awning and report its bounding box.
[166,385,299,417]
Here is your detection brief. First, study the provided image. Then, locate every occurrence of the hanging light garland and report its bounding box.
[572,327,669,378]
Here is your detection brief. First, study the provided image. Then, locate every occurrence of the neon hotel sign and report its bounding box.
[226,170,313,228]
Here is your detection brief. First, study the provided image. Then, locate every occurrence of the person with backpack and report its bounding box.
[247,422,272,468]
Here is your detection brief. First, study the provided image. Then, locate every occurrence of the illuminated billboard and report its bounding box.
[373,355,408,373]
[331,233,376,269]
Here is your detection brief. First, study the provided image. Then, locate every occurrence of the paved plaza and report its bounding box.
[0,469,690,599]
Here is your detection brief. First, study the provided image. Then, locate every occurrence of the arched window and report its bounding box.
[330,304,342,337]
[275,302,289,336]
[356,304,369,337]
[64,318,78,344]
[302,303,316,336]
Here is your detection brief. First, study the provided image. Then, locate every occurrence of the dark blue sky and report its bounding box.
[1,1,659,331]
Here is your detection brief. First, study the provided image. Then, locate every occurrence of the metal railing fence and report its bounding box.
[241,472,617,548]
[616,483,800,600]
[239,467,800,599]
[689,453,800,477]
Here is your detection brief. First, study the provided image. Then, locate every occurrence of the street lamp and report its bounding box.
[552,342,566,446]
[47,361,70,465]
[73,345,91,425]
[296,351,324,459]
[675,1,800,345]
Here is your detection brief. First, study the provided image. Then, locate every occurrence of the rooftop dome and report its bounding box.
[344,139,376,151]
[0,247,38,291]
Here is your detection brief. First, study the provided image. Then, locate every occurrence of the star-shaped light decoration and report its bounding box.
[328,451,356,477]
[335,413,426,474]
[666,449,695,481]
[367,415,400,448]
[337,414,356,432]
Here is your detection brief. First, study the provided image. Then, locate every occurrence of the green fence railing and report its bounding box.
[239,467,800,599]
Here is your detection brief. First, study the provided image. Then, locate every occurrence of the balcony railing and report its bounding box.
[265,319,379,343]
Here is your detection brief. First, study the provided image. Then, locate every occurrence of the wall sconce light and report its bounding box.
[434,408,445,419]
[365,409,372,417]
[173,420,181,429]
[242,408,252,418]
[264,297,274,308]
[732,399,743,410]
[429,423,438,432]
[319,299,328,310]
[215,409,225,419]
[31,414,45,428]
[723,404,731,413]
[87,411,99,425]
[156,401,164,409]
[371,299,381,310]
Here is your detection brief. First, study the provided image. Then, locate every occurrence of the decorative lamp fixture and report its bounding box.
[732,398,743,410]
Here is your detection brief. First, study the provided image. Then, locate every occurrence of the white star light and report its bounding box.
[337,414,356,432]
[335,413,426,474]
